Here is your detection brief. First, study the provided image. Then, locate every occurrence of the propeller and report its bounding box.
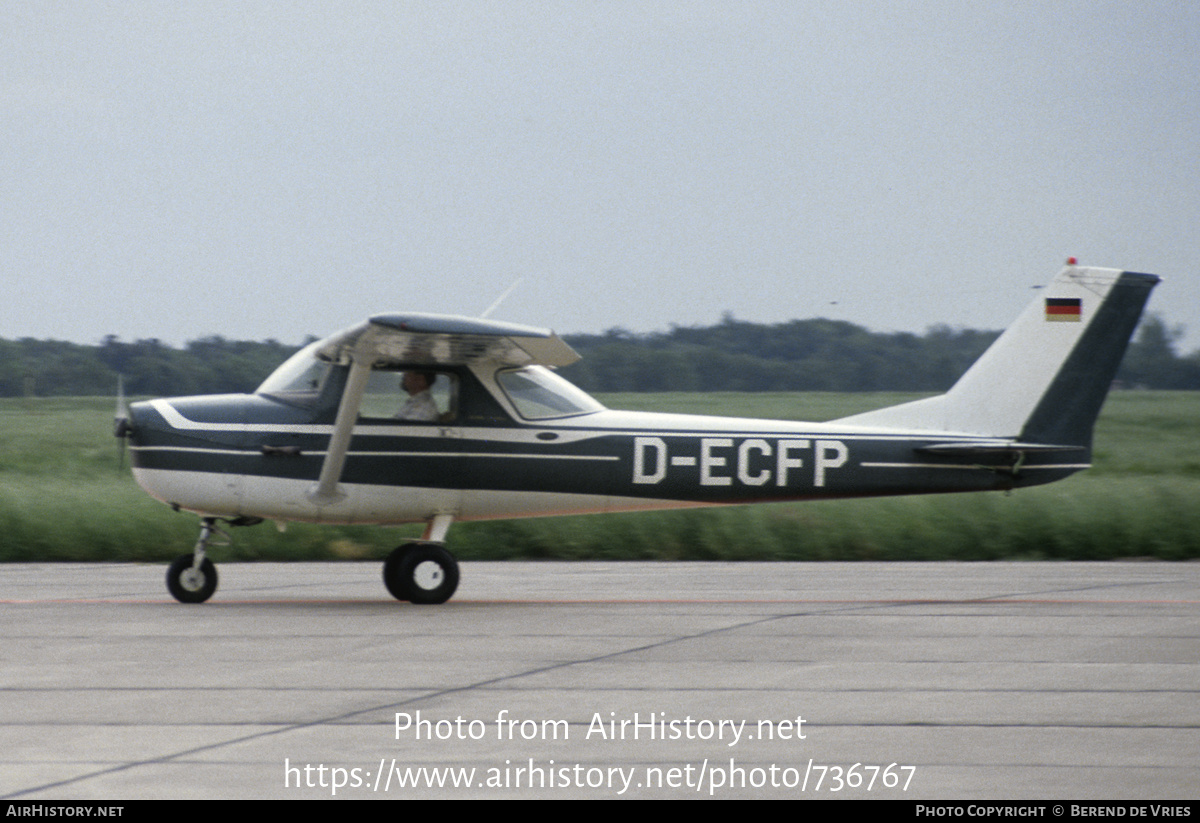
[113,375,132,469]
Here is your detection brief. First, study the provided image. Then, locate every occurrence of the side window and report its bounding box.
[359,369,457,423]
[495,366,605,420]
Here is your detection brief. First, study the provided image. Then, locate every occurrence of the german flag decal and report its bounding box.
[1045,297,1082,322]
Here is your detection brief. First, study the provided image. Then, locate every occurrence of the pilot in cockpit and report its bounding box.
[396,371,439,421]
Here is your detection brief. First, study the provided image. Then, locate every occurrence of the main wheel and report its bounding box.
[166,555,218,603]
[383,543,459,605]
[382,544,416,601]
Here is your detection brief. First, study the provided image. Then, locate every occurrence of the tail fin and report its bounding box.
[837,264,1159,447]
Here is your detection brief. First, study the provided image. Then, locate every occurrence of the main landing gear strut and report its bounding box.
[165,514,460,605]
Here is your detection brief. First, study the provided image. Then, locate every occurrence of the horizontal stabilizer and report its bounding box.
[915,441,1083,456]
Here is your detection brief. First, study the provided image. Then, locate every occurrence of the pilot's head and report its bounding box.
[401,371,435,395]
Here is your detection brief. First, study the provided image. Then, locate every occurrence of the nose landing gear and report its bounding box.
[165,517,228,603]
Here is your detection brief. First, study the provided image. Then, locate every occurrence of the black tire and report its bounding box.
[383,543,459,605]
[166,555,218,603]
[382,544,416,601]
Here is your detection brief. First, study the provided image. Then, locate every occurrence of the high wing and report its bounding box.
[313,312,579,369]
[310,313,579,502]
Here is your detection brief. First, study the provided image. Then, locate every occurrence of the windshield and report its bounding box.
[495,366,604,420]
[256,342,332,402]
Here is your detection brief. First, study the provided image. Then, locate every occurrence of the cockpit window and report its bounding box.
[256,342,332,404]
[495,366,604,420]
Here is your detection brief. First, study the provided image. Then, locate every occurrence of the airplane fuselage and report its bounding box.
[119,265,1157,604]
[129,392,1083,527]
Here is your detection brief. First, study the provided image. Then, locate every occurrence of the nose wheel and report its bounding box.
[165,516,231,603]
[167,555,218,603]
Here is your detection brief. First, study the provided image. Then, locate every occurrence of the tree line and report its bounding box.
[562,314,1200,392]
[1,315,1197,398]
[0,335,302,398]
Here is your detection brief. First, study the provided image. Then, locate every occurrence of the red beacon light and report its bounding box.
[1066,257,1078,266]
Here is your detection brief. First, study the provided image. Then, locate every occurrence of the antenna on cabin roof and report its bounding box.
[479,277,525,319]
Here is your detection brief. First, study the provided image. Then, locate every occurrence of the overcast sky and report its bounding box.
[4,2,1197,353]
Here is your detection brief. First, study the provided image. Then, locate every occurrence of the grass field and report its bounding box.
[1,392,1197,562]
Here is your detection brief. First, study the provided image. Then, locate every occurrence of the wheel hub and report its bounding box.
[411,560,444,591]
[180,568,206,592]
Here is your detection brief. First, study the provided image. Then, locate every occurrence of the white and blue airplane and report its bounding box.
[115,262,1158,604]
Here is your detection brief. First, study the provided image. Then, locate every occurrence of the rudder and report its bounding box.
[1019,269,1159,446]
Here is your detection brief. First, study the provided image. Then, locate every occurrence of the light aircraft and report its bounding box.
[115,262,1158,604]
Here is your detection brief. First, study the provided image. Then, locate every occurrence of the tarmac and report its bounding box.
[1,560,1197,799]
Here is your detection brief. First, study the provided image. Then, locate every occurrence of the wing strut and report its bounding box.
[309,353,373,504]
